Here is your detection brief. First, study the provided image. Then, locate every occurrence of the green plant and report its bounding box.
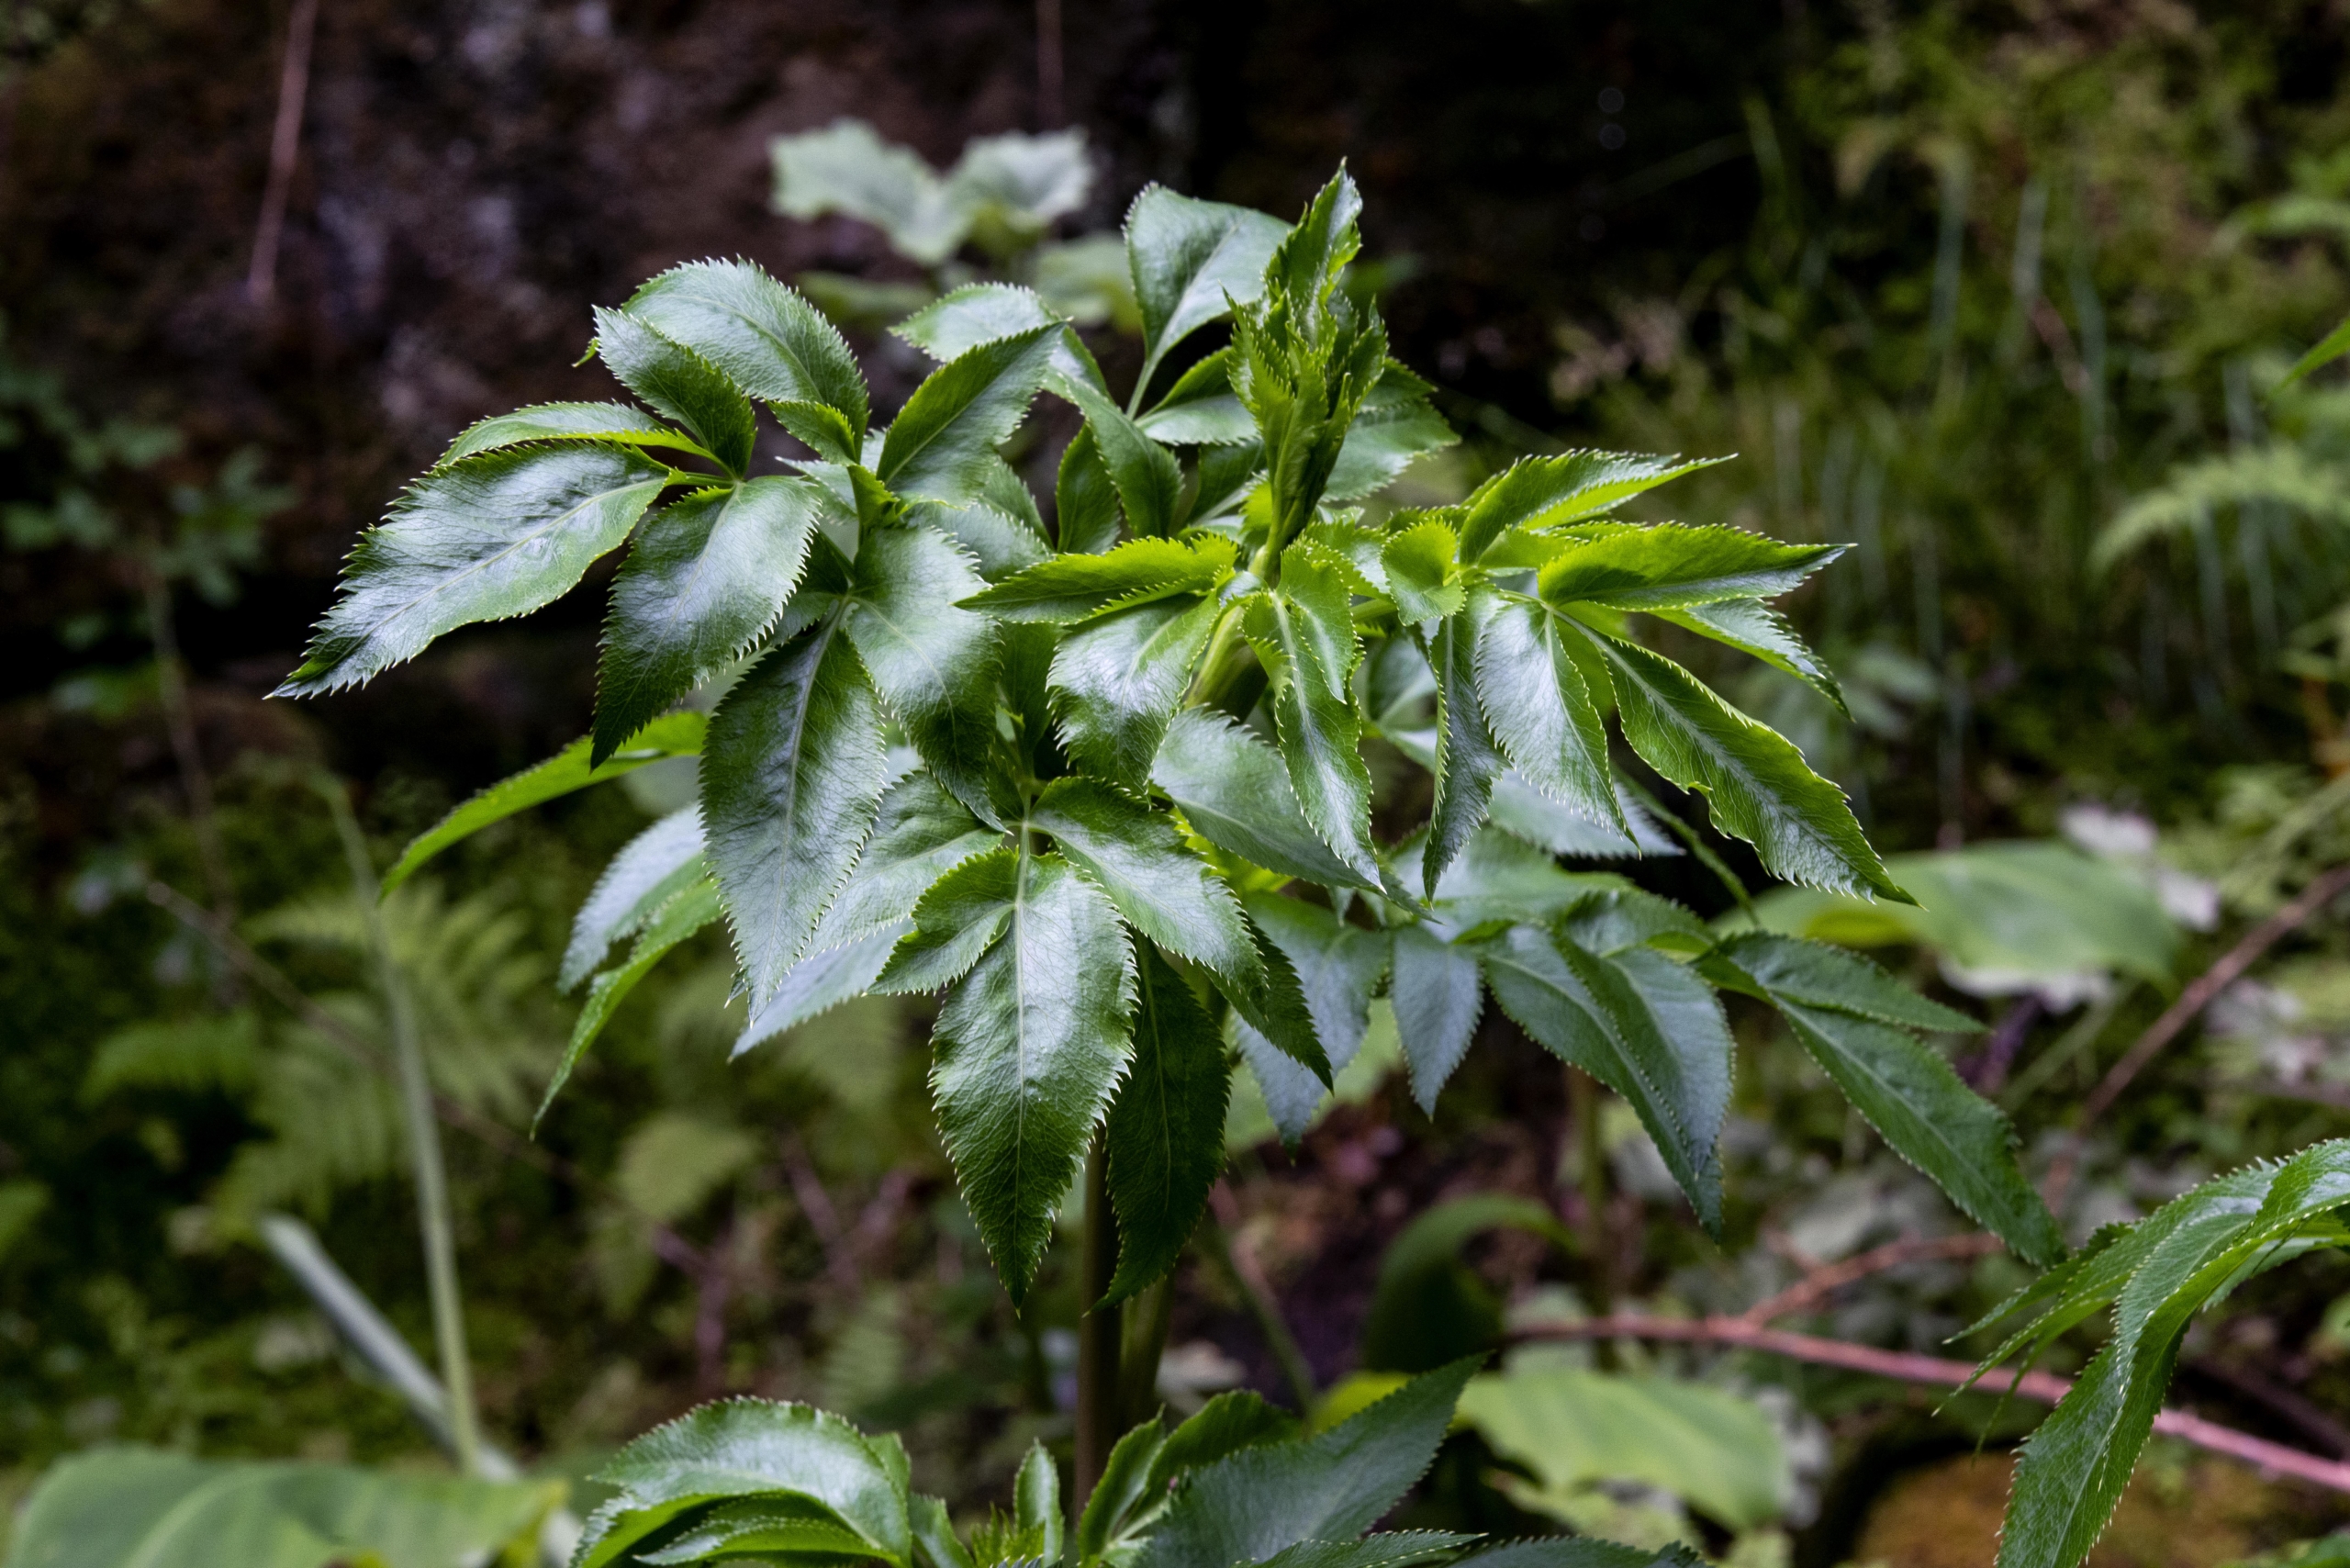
[249,165,2081,1558]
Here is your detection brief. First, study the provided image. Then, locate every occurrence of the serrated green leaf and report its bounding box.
[874,846,1019,994]
[1579,626,1908,903]
[1132,1358,1478,1568]
[1478,924,1727,1232]
[1776,994,2060,1266]
[1034,777,1259,983]
[1536,523,1841,612]
[1149,1391,1299,1491]
[1270,169,1364,314]
[1473,596,1626,840]
[1188,440,1268,527]
[625,257,869,464]
[1247,550,1385,891]
[1303,519,1390,597]
[1232,297,1385,550]
[931,851,1135,1302]
[702,619,890,1003]
[964,535,1235,622]
[575,1397,912,1568]
[1456,452,1725,564]
[1077,1420,1171,1562]
[733,926,904,1058]
[1103,945,1231,1305]
[1389,923,1482,1115]
[594,306,758,477]
[1700,932,1980,1033]
[561,807,707,991]
[1058,424,1123,554]
[1558,887,1710,956]
[593,477,821,764]
[1051,591,1224,790]
[1326,404,1459,502]
[438,401,715,466]
[815,768,1001,952]
[1429,826,1617,927]
[910,496,1052,581]
[878,325,1061,507]
[4,1448,558,1568]
[1152,708,1372,892]
[1382,519,1462,625]
[1254,1533,1475,1568]
[275,444,669,697]
[842,525,1002,818]
[1014,1441,1062,1561]
[1137,350,1257,446]
[379,710,706,895]
[1066,378,1185,538]
[895,282,1060,362]
[1125,186,1292,394]
[1421,612,1503,895]
[1657,599,1846,713]
[1233,891,1389,1141]
[1455,1539,1707,1568]
[912,1494,975,1568]
[635,1498,881,1564]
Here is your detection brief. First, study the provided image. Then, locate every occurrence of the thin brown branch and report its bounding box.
[248,0,320,304]
[2048,861,2350,1206]
[1739,1233,2006,1327]
[1516,1314,2350,1495]
[778,1128,860,1297]
[145,878,706,1270]
[2185,1356,2350,1459]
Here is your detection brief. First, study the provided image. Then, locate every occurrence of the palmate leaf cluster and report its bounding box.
[280,168,2065,1317]
[565,1362,1695,1568]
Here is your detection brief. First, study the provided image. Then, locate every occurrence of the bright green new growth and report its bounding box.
[276,167,2090,1565]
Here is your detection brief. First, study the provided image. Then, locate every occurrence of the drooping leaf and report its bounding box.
[1247,548,1385,890]
[733,927,903,1058]
[963,535,1235,622]
[1051,591,1224,790]
[1657,599,1846,713]
[1456,452,1726,564]
[1033,776,1259,984]
[1579,625,1908,903]
[625,257,870,464]
[593,306,758,477]
[1478,924,1728,1232]
[810,768,1001,953]
[1125,185,1292,393]
[1102,946,1231,1304]
[1151,709,1373,892]
[1133,1358,1479,1568]
[842,524,1002,818]
[561,807,707,991]
[575,1398,913,1568]
[1473,596,1625,838]
[1389,923,1483,1114]
[275,444,670,697]
[1700,931,1980,1033]
[1234,891,1389,1141]
[592,476,822,764]
[1057,424,1123,554]
[5,1448,559,1568]
[877,325,1061,507]
[379,710,707,895]
[1420,612,1503,895]
[438,401,714,466]
[702,620,890,1003]
[930,851,1135,1302]
[543,879,722,1125]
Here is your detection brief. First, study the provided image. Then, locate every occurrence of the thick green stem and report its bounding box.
[323,779,483,1477]
[1074,1133,1122,1520]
